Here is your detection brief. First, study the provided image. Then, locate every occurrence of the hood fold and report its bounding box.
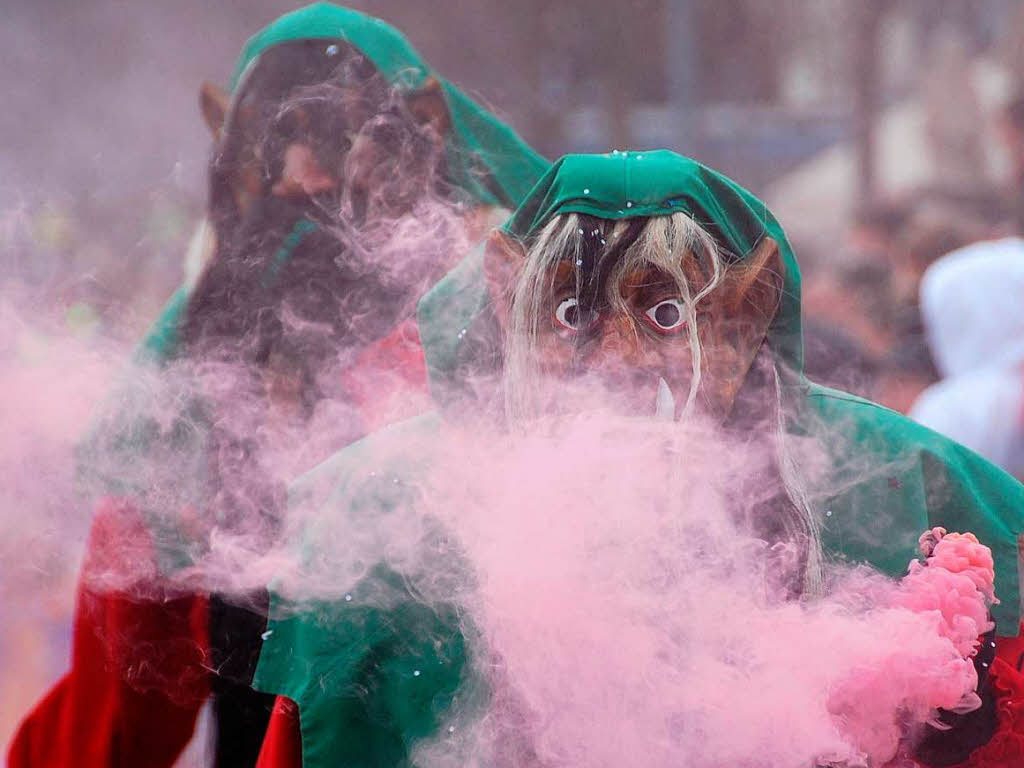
[228,2,547,211]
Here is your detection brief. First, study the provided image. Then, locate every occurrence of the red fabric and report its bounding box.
[993,621,1024,674]
[937,629,1024,768]
[338,317,432,433]
[255,696,303,768]
[955,638,1024,767]
[8,320,433,767]
[7,498,209,768]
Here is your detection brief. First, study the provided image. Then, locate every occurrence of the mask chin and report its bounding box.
[535,373,672,423]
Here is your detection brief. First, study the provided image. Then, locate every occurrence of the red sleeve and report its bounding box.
[255,696,303,768]
[936,628,1024,767]
[941,657,1024,766]
[7,498,210,768]
[337,318,433,433]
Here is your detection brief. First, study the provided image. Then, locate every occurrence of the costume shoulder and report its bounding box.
[287,410,444,515]
[254,566,469,768]
[272,409,452,606]
[254,410,477,768]
[803,384,1024,634]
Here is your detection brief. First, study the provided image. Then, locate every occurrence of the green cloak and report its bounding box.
[254,150,1024,767]
[76,2,547,561]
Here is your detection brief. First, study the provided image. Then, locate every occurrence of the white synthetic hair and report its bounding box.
[504,212,723,422]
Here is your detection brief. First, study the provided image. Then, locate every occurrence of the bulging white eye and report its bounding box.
[644,298,685,332]
[554,297,598,331]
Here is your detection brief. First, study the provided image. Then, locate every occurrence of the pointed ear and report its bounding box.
[406,77,452,138]
[483,229,527,331]
[199,81,231,142]
[705,236,784,414]
[722,236,784,317]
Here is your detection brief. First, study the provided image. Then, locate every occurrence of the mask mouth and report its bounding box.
[654,377,676,422]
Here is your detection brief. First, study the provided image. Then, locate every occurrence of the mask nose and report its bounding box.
[589,314,654,370]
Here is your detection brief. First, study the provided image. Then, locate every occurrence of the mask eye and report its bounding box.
[644,298,686,333]
[554,297,598,332]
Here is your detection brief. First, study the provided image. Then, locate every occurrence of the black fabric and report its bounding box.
[209,590,277,768]
[914,627,999,766]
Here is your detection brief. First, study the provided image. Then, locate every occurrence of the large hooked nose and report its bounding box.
[587,313,660,371]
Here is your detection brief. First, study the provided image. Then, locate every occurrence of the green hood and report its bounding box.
[418,150,803,414]
[419,149,1024,631]
[502,150,803,372]
[229,2,546,211]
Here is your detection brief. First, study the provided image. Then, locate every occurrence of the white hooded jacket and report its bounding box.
[911,238,1024,476]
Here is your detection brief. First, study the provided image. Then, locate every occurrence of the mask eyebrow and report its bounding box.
[620,269,678,293]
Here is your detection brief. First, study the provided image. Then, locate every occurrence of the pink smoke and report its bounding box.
[826,529,994,764]
[0,289,126,746]
[0,236,999,767]
[292,414,998,768]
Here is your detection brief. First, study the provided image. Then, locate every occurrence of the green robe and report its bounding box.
[254,150,1024,767]
[82,0,547,476]
[76,2,548,576]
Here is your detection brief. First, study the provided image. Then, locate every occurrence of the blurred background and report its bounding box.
[5,0,1024,753]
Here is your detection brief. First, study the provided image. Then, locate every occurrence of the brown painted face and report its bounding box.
[485,216,783,420]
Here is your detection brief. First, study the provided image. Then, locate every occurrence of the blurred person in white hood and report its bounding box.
[911,238,1024,479]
